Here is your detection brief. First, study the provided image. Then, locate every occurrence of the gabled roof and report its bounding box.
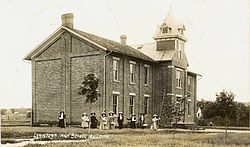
[24,27,155,62]
[130,43,176,61]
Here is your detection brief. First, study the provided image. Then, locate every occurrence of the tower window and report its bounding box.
[162,26,172,34]
[176,70,182,88]
[178,28,184,35]
[177,41,183,59]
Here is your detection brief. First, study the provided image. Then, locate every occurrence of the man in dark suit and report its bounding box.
[58,111,66,128]
[117,112,124,129]
[90,112,98,128]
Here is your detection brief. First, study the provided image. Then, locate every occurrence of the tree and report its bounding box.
[201,101,217,119]
[78,73,100,113]
[215,90,236,143]
[78,73,100,135]
[165,98,185,126]
[215,90,236,119]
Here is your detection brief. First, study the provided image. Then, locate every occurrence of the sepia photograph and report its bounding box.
[0,0,249,146]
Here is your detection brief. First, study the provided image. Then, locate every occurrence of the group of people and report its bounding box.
[58,111,160,130]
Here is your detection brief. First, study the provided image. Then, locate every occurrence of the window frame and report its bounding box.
[144,96,149,115]
[144,65,150,85]
[188,76,192,91]
[176,69,182,88]
[113,57,120,82]
[187,99,191,116]
[129,61,136,84]
[129,95,135,115]
[112,94,119,115]
[162,26,172,34]
[177,41,182,59]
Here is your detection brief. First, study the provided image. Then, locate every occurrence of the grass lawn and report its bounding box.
[1,126,250,147]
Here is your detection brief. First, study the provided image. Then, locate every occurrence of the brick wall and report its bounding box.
[32,32,105,125]
[31,30,197,126]
[105,53,153,125]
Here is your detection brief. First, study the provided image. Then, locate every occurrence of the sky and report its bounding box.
[0,0,249,108]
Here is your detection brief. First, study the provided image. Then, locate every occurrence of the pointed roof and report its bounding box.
[154,10,186,41]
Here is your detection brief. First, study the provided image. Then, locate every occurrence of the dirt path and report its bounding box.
[2,138,88,147]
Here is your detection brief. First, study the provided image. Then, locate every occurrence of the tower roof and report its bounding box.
[154,10,186,41]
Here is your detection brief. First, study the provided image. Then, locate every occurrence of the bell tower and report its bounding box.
[154,11,187,52]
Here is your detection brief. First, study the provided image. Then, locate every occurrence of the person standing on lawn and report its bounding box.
[117,112,124,129]
[151,114,160,131]
[81,113,90,129]
[90,112,98,128]
[139,113,146,129]
[58,111,66,128]
[100,112,108,130]
[128,114,136,129]
[108,111,115,129]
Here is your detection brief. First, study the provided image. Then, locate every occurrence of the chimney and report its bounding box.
[61,13,74,29]
[120,35,127,45]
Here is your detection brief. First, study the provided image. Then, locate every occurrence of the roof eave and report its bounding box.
[154,34,187,41]
[187,71,202,77]
[23,26,65,61]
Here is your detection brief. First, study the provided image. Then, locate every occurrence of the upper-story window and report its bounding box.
[113,57,120,81]
[176,69,182,88]
[130,61,136,84]
[177,40,183,59]
[188,76,192,91]
[144,65,150,85]
[162,26,172,34]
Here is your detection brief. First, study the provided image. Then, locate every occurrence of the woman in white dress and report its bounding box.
[81,113,90,129]
[151,114,160,131]
[100,112,108,130]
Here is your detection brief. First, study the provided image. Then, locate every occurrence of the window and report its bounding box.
[177,41,182,59]
[144,97,149,114]
[188,76,192,91]
[113,58,119,81]
[113,94,118,115]
[178,28,184,35]
[129,95,135,115]
[144,65,150,85]
[177,50,182,59]
[176,70,182,88]
[130,61,136,83]
[162,26,172,34]
[187,100,191,116]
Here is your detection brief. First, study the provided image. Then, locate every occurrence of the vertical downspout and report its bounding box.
[138,62,141,117]
[103,51,112,112]
[183,70,187,123]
